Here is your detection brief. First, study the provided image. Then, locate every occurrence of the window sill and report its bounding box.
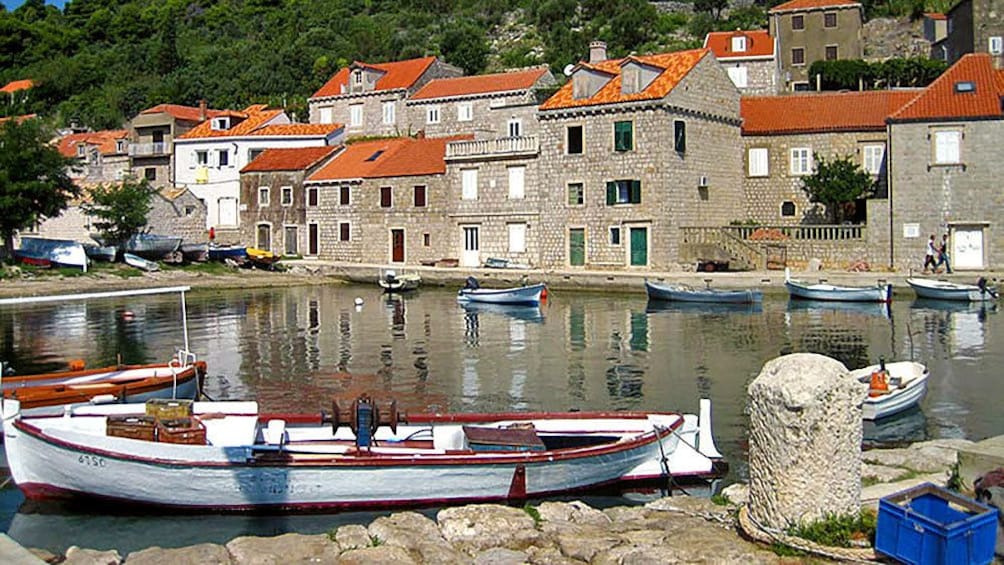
[928,162,966,171]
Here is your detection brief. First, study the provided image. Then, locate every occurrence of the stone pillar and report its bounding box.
[747,353,866,530]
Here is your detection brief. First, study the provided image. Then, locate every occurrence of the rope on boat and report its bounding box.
[652,424,690,497]
[737,505,880,563]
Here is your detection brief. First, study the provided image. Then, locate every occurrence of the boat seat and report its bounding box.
[432,425,468,451]
[263,419,288,446]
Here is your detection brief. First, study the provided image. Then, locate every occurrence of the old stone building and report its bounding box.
[238,146,341,255]
[769,0,864,91]
[536,45,744,271]
[304,136,467,264]
[932,0,1004,64]
[57,129,131,186]
[128,103,225,188]
[308,56,463,137]
[703,30,778,94]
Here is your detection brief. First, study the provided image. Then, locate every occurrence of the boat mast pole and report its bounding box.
[180,289,190,355]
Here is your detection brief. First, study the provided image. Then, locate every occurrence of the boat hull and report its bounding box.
[16,238,88,270]
[125,234,182,259]
[208,245,248,261]
[123,253,159,272]
[850,361,929,420]
[379,274,421,292]
[907,278,996,302]
[785,280,892,302]
[458,284,546,305]
[645,281,762,303]
[180,243,209,263]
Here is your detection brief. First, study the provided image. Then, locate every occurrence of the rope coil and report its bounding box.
[737,505,880,563]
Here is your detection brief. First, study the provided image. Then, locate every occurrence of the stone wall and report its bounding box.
[720,58,778,95]
[772,6,864,88]
[147,189,208,244]
[943,0,975,63]
[34,205,93,243]
[407,96,540,139]
[239,171,308,254]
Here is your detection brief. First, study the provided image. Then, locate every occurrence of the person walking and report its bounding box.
[936,234,952,274]
[923,235,937,273]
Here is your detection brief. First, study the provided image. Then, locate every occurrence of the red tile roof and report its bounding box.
[0,79,34,94]
[140,104,227,123]
[410,67,549,100]
[311,56,439,99]
[0,114,37,125]
[741,90,919,135]
[177,106,285,139]
[889,53,1004,122]
[307,135,472,181]
[924,12,947,20]
[249,123,343,137]
[769,0,861,12]
[57,130,130,158]
[540,49,709,111]
[241,146,341,173]
[704,30,774,59]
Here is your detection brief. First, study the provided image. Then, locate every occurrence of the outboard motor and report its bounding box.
[978,277,988,291]
[464,276,480,290]
[384,270,397,284]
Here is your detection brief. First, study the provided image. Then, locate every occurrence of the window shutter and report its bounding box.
[606,181,616,205]
[630,180,641,204]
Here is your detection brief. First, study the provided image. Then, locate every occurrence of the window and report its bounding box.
[731,36,747,52]
[217,149,229,167]
[353,70,363,85]
[790,148,812,175]
[89,149,99,165]
[184,205,195,216]
[610,226,621,245]
[339,185,350,205]
[606,180,641,205]
[426,105,440,124]
[614,121,633,152]
[307,187,318,207]
[281,186,293,206]
[423,233,430,246]
[349,104,363,127]
[508,166,525,200]
[195,150,208,165]
[76,144,85,157]
[781,201,796,217]
[380,186,392,208]
[144,168,156,181]
[792,15,804,30]
[824,12,837,27]
[457,102,473,122]
[414,185,426,207]
[825,45,838,61]
[567,125,583,154]
[991,36,1004,55]
[568,182,584,206]
[116,140,126,153]
[339,222,350,241]
[259,187,270,206]
[308,223,319,255]
[792,48,805,66]
[507,118,522,137]
[508,223,526,253]
[727,66,748,88]
[248,148,265,162]
[319,107,333,124]
[212,117,230,130]
[933,130,961,164]
[748,148,769,177]
[863,144,885,175]
[284,226,298,255]
[674,120,686,153]
[382,101,396,125]
[461,169,478,200]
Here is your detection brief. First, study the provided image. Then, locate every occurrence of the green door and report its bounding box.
[569,229,585,266]
[630,227,647,266]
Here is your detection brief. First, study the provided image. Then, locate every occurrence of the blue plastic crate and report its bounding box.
[876,482,999,565]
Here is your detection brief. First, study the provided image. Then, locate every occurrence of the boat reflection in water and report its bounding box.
[459,301,544,323]
[786,299,891,318]
[645,300,762,315]
[910,299,997,315]
[862,406,928,448]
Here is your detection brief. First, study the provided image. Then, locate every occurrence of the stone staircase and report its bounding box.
[679,227,767,271]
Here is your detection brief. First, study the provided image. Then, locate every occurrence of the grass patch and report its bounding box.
[770,541,807,557]
[946,461,962,491]
[786,509,877,548]
[711,492,732,506]
[522,503,542,527]
[163,261,234,275]
[369,534,383,547]
[862,476,882,488]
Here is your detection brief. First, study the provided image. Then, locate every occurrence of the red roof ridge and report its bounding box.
[889,53,1004,122]
[409,67,549,100]
[742,89,920,135]
[769,0,861,12]
[241,145,341,173]
[311,56,439,99]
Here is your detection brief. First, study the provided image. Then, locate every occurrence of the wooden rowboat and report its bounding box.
[907,277,997,302]
[645,280,762,304]
[378,271,421,292]
[785,269,891,303]
[457,280,546,305]
[124,253,160,272]
[850,361,929,421]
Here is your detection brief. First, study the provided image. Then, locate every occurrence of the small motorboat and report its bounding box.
[1,395,725,511]
[850,360,929,420]
[246,248,280,270]
[125,234,182,260]
[379,270,421,292]
[784,269,891,303]
[907,277,997,302]
[83,244,117,262]
[124,253,160,272]
[208,244,248,262]
[15,237,88,271]
[645,280,762,304]
[457,277,546,305]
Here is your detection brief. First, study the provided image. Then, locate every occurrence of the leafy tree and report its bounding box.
[82,177,157,245]
[0,119,78,259]
[800,154,876,224]
[440,23,489,75]
[695,0,729,20]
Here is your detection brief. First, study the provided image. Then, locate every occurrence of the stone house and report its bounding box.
[883,53,1004,271]
[308,56,463,137]
[769,0,864,91]
[931,0,1004,64]
[304,136,467,264]
[740,90,918,225]
[924,12,949,48]
[57,129,131,186]
[536,45,744,271]
[174,104,343,234]
[128,102,225,189]
[238,146,341,255]
[703,30,778,94]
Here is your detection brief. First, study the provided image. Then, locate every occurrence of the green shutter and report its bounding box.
[614,121,633,152]
[606,181,616,205]
[630,180,641,204]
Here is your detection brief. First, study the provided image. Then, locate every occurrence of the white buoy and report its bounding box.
[354,297,364,306]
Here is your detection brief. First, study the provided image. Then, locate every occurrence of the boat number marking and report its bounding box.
[78,454,107,468]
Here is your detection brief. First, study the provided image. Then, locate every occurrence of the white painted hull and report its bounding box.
[907,278,996,302]
[850,361,929,420]
[786,280,892,302]
[457,284,545,305]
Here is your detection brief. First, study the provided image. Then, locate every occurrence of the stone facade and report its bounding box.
[146,188,209,244]
[720,58,778,95]
[770,3,864,90]
[128,106,212,189]
[935,0,1004,63]
[408,94,542,140]
[240,170,312,255]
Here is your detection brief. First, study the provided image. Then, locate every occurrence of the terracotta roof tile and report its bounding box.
[889,53,1004,122]
[703,30,774,59]
[0,79,34,94]
[769,0,861,12]
[307,135,472,181]
[250,123,343,137]
[540,49,709,111]
[177,106,285,139]
[140,104,227,123]
[924,12,947,20]
[241,146,341,173]
[741,90,919,135]
[57,129,130,158]
[0,114,37,124]
[312,56,439,99]
[410,67,549,100]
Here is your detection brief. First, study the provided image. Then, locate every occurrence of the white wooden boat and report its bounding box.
[785,269,891,302]
[907,278,997,302]
[645,280,762,304]
[0,397,725,511]
[15,237,88,271]
[457,281,546,305]
[83,244,117,262]
[125,234,182,259]
[849,361,929,420]
[378,271,421,292]
[124,253,159,272]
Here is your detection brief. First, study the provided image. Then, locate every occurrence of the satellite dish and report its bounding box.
[563,64,575,77]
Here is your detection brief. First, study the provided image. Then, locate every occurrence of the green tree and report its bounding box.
[0,119,78,259]
[800,154,876,224]
[440,23,489,75]
[694,0,729,20]
[81,177,156,245]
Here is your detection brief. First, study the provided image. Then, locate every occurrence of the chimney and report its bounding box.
[589,41,607,64]
[199,99,207,121]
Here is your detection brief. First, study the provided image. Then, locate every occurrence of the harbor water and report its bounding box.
[0,284,1001,555]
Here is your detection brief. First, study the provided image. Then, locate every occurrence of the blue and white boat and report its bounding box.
[457,280,546,305]
[208,244,248,262]
[850,361,929,420]
[907,277,997,302]
[785,269,891,303]
[124,233,182,259]
[15,237,88,271]
[645,280,762,304]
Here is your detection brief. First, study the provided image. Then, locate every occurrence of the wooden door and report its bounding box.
[569,228,585,266]
[630,227,648,266]
[391,229,405,263]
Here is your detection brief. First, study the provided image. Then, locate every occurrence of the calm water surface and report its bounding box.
[0,285,1001,554]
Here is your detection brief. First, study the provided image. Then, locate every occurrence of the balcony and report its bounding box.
[128,142,169,157]
[446,136,539,160]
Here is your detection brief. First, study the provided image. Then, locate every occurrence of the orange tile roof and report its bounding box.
[410,67,549,100]
[741,90,919,135]
[307,135,472,181]
[177,105,285,139]
[140,104,227,123]
[250,123,343,137]
[703,30,774,59]
[241,146,341,173]
[0,114,37,125]
[540,49,709,111]
[312,56,439,99]
[889,53,1004,122]
[769,0,861,12]
[57,129,130,157]
[0,79,34,94]
[924,12,947,20]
